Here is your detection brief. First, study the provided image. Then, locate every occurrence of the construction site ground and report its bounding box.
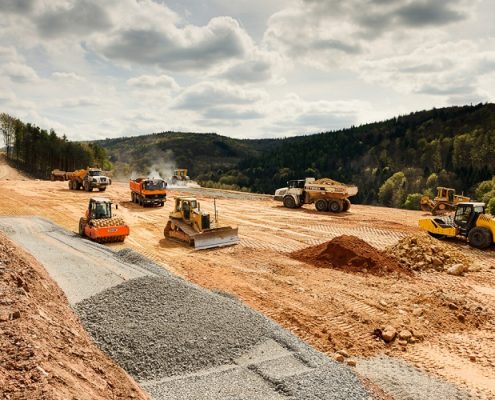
[0,162,494,399]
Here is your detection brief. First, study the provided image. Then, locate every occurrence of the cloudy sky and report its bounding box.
[0,0,494,141]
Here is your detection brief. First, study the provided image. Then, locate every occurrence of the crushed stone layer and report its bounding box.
[356,356,475,400]
[76,274,371,399]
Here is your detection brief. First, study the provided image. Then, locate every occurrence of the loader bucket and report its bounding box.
[193,227,239,250]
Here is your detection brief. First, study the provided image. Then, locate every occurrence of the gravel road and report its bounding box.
[0,216,371,400]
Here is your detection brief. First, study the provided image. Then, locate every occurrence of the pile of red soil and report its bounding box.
[291,235,408,276]
[0,232,149,400]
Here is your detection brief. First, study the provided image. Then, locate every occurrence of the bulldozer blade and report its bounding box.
[193,227,240,250]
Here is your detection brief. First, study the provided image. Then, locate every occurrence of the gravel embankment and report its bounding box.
[356,356,474,400]
[75,250,371,400]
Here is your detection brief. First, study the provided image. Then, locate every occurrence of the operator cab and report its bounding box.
[287,180,305,189]
[89,197,113,219]
[88,169,102,177]
[454,202,485,234]
[175,197,199,220]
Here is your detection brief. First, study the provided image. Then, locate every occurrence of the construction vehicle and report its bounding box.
[50,169,67,181]
[171,169,190,184]
[78,197,130,243]
[164,197,239,250]
[274,177,358,213]
[68,168,111,192]
[130,177,167,207]
[419,202,495,249]
[420,187,470,215]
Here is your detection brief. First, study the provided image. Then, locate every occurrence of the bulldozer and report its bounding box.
[171,169,190,184]
[79,197,130,243]
[164,197,239,250]
[420,187,470,215]
[419,202,495,249]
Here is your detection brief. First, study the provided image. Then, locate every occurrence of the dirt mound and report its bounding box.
[385,233,472,274]
[0,232,148,400]
[291,235,407,276]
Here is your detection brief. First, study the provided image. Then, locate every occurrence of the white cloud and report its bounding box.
[52,71,84,81]
[127,74,179,90]
[1,62,39,82]
[173,81,268,110]
[59,96,101,108]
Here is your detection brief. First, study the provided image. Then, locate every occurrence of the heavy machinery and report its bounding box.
[171,169,190,184]
[130,177,167,207]
[78,197,129,243]
[67,168,111,192]
[419,202,495,249]
[164,197,239,250]
[274,177,358,213]
[420,187,470,215]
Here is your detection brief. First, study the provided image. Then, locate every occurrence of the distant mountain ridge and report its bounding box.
[96,103,495,206]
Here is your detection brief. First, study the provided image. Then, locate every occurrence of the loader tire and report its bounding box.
[79,218,87,237]
[315,199,328,212]
[468,227,492,249]
[328,200,343,213]
[99,187,106,192]
[283,195,296,209]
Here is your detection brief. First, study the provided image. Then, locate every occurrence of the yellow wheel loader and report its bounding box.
[418,202,495,249]
[164,197,239,250]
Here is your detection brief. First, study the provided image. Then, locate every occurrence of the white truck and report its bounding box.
[274,177,358,213]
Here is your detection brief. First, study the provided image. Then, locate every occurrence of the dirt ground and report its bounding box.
[0,231,149,400]
[0,166,494,398]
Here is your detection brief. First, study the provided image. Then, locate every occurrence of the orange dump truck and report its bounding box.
[130,177,167,207]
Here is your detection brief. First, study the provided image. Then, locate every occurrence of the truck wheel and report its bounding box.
[99,187,106,192]
[283,196,296,209]
[315,199,328,212]
[343,199,351,212]
[68,181,73,190]
[468,227,492,249]
[328,200,343,213]
[160,201,164,207]
[79,218,87,237]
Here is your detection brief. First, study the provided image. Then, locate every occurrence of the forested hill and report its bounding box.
[97,103,495,209]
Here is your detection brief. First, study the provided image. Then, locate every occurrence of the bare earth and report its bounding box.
[0,170,494,399]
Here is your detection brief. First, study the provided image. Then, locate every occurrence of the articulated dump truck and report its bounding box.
[55,168,112,192]
[129,177,167,207]
[274,177,358,213]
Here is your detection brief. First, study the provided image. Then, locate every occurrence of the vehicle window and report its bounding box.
[190,201,197,209]
[474,206,484,213]
[144,180,165,190]
[89,170,101,176]
[454,206,471,224]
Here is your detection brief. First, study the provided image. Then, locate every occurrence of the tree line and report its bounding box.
[200,104,495,210]
[0,113,111,178]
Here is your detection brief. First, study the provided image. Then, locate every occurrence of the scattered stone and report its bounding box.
[412,308,423,317]
[335,354,345,363]
[346,359,357,367]
[382,326,397,343]
[397,340,408,346]
[398,330,412,341]
[379,299,388,307]
[447,264,466,276]
[336,350,350,358]
[385,233,471,273]
[448,303,458,310]
[469,355,476,362]
[457,314,466,323]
